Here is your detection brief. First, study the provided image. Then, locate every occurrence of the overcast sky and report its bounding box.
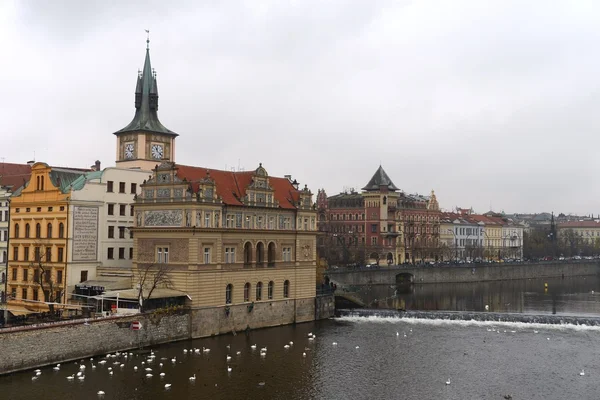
[1,0,599,215]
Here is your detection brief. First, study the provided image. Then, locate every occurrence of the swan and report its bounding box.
[67,374,75,380]
[160,372,165,377]
[332,342,338,346]
[227,367,232,372]
[133,366,138,371]
[302,352,306,357]
[31,376,38,381]
[284,345,290,349]
[107,367,112,372]
[183,349,188,354]
[171,357,176,363]
[236,351,241,355]
[77,371,83,377]
[580,369,585,376]
[78,376,85,381]
[53,366,60,371]
[164,383,172,389]
[355,346,360,349]
[308,337,315,341]
[396,332,399,336]
[98,360,107,365]
[485,305,489,311]
[260,347,267,352]
[308,332,313,337]
[109,371,113,375]
[534,330,539,334]
[80,364,86,370]
[146,373,153,378]
[189,374,196,381]
[446,379,451,385]
[159,363,163,367]
[145,368,152,372]
[120,364,125,368]
[226,355,232,361]
[289,341,294,345]
[91,364,96,369]
[97,391,105,395]
[203,347,210,353]
[250,344,257,350]
[34,369,41,373]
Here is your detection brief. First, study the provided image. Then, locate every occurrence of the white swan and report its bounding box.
[289,341,294,345]
[160,372,165,377]
[355,346,360,349]
[227,366,232,372]
[146,373,153,378]
[97,391,105,395]
[332,342,338,346]
[580,369,585,376]
[164,383,172,389]
[446,379,451,385]
[226,355,232,361]
[66,374,75,380]
[284,345,290,349]
[250,344,257,350]
[302,352,306,357]
[189,374,196,381]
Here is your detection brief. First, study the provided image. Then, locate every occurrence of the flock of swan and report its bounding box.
[27,325,589,395]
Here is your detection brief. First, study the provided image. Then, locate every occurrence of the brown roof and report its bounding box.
[559,221,600,228]
[0,162,32,191]
[176,165,301,209]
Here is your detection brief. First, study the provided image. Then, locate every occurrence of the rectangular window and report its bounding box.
[130,183,137,194]
[108,204,114,216]
[119,182,125,193]
[129,247,133,259]
[119,204,126,216]
[130,205,134,217]
[371,237,377,245]
[48,207,53,212]
[371,224,377,233]
[118,247,125,259]
[33,269,39,283]
[26,208,30,212]
[156,247,169,263]
[34,247,41,261]
[24,246,29,261]
[57,270,63,284]
[129,230,134,239]
[282,247,292,262]
[22,268,28,282]
[226,215,234,228]
[108,226,114,238]
[257,216,263,229]
[44,270,51,283]
[60,206,64,211]
[12,247,18,261]
[225,247,235,263]
[36,207,41,212]
[204,247,211,264]
[22,288,27,300]
[57,248,64,262]
[205,212,211,228]
[80,270,88,283]
[107,181,114,192]
[107,247,114,260]
[33,290,38,301]
[119,226,125,239]
[46,247,52,262]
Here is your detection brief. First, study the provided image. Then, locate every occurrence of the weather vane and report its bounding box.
[145,29,150,49]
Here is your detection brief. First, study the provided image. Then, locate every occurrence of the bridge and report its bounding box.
[326,261,600,286]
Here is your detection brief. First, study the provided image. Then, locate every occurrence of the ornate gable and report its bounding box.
[243,163,279,208]
[139,162,190,202]
[196,170,221,204]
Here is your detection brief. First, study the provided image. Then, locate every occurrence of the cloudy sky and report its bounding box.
[1,0,599,215]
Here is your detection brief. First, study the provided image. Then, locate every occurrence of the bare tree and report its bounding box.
[135,262,173,313]
[30,246,63,316]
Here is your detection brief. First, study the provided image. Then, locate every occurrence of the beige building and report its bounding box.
[112,41,319,325]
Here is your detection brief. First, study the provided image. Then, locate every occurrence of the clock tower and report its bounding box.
[114,37,178,170]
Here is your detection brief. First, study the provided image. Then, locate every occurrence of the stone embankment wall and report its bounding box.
[328,262,600,286]
[0,295,335,375]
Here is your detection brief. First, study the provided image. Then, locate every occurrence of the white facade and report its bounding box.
[0,187,10,299]
[502,224,524,259]
[450,219,485,261]
[66,167,150,291]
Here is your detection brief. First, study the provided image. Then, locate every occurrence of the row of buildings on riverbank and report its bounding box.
[0,42,319,326]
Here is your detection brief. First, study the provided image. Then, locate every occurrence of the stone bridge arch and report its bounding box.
[396,272,414,285]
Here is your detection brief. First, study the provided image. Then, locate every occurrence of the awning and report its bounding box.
[99,288,191,301]
[76,277,131,291]
[7,306,37,316]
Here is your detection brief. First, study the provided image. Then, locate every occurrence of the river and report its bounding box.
[1,276,600,399]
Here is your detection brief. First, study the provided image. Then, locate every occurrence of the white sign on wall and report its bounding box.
[73,206,99,261]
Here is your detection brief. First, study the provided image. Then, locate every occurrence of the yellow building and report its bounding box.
[7,162,88,313]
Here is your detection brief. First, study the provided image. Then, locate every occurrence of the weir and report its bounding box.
[337,308,600,326]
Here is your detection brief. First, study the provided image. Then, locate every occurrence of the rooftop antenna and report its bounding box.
[145,29,150,49]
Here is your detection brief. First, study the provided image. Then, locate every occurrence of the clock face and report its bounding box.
[151,144,164,159]
[124,143,135,159]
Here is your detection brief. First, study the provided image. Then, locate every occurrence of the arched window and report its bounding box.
[244,282,251,302]
[256,282,263,301]
[244,242,253,267]
[267,242,276,267]
[14,223,19,238]
[35,223,41,238]
[256,242,265,267]
[225,284,233,305]
[58,223,64,238]
[47,223,52,238]
[283,280,290,298]
[383,196,387,205]
[268,281,274,300]
[25,223,30,238]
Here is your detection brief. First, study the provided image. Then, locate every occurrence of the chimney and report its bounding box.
[27,160,35,166]
[94,160,101,171]
[284,175,292,182]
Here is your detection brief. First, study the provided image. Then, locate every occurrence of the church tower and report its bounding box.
[114,36,177,170]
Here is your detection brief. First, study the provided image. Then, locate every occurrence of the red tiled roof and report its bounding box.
[0,163,32,191]
[176,165,301,209]
[559,220,600,228]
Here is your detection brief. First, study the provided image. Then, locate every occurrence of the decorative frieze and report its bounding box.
[144,210,183,227]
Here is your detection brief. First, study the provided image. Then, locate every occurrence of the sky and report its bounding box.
[1,0,600,215]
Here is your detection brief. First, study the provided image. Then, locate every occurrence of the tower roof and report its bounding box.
[114,39,177,137]
[361,165,399,191]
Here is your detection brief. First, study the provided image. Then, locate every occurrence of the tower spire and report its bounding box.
[114,35,177,137]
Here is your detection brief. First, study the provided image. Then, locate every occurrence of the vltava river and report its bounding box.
[1,275,600,399]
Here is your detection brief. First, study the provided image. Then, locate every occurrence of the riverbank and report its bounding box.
[327,261,600,286]
[0,295,335,375]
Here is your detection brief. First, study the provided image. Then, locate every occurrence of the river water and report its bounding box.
[2,276,600,399]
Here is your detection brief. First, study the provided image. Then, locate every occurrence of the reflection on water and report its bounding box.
[349,276,600,316]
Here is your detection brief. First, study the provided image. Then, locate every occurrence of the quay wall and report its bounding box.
[0,295,334,375]
[327,262,600,286]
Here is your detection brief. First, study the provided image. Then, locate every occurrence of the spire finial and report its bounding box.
[145,29,150,49]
